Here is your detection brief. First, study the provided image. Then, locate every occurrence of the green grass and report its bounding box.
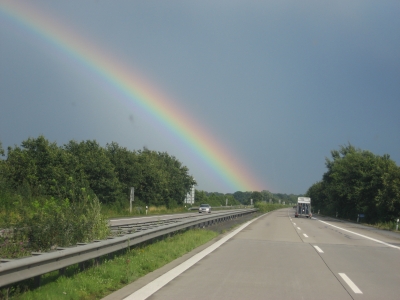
[362,221,400,232]
[1,229,218,300]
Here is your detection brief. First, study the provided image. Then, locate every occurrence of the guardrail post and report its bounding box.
[34,275,41,287]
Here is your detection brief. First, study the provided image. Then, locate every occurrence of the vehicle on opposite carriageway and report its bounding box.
[198,204,211,213]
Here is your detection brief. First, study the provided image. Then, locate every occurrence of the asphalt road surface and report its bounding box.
[104,208,400,300]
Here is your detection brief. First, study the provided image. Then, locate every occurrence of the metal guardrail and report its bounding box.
[188,205,254,211]
[0,209,258,288]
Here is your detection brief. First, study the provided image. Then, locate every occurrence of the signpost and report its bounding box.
[357,214,365,223]
[130,187,134,213]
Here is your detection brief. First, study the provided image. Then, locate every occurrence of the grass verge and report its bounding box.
[1,229,218,300]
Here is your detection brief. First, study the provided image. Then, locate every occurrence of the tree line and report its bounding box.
[306,144,400,223]
[0,136,197,252]
[192,190,300,207]
[0,136,196,208]
[232,190,299,205]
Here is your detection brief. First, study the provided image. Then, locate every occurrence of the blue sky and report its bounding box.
[1,0,399,194]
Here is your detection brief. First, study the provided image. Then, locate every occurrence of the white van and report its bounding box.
[295,197,312,218]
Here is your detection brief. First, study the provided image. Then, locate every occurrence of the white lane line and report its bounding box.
[319,220,400,250]
[124,214,264,300]
[339,273,363,294]
[297,227,301,230]
[313,245,324,253]
[293,223,296,225]
[303,234,308,238]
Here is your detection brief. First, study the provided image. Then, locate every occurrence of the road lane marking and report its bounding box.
[313,245,324,253]
[293,223,296,225]
[297,227,301,230]
[124,213,265,300]
[319,220,400,250]
[339,273,363,294]
[303,234,308,238]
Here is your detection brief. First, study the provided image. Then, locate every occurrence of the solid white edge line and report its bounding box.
[124,213,265,300]
[319,220,400,250]
[313,245,324,253]
[303,234,308,238]
[339,273,363,294]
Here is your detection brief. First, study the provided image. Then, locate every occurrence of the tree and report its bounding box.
[64,140,122,204]
[309,144,400,223]
[305,181,326,213]
[250,191,263,203]
[0,141,4,156]
[233,191,251,204]
[4,136,87,199]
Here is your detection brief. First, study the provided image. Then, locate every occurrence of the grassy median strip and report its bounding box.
[2,229,218,300]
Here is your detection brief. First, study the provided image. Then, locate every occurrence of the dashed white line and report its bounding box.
[293,223,296,225]
[303,234,308,238]
[339,273,363,294]
[297,227,301,230]
[313,245,324,253]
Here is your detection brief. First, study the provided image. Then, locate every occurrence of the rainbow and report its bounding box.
[0,1,267,192]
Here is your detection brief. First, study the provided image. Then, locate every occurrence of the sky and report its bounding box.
[1,0,399,195]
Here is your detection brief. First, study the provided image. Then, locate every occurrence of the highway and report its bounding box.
[104,208,400,300]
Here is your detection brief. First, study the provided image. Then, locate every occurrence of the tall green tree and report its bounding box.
[4,136,87,199]
[64,140,122,204]
[0,141,4,156]
[250,191,263,203]
[308,144,400,222]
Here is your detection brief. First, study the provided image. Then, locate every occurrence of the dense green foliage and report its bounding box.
[306,144,400,223]
[0,135,195,255]
[232,190,299,205]
[194,190,299,207]
[194,190,241,206]
[0,190,109,257]
[254,202,286,213]
[0,136,196,208]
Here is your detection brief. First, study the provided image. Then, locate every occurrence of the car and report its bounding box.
[198,204,211,213]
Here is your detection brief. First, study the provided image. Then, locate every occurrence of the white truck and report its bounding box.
[295,197,312,218]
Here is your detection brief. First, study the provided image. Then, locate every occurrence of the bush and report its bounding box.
[254,202,285,213]
[1,189,109,257]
